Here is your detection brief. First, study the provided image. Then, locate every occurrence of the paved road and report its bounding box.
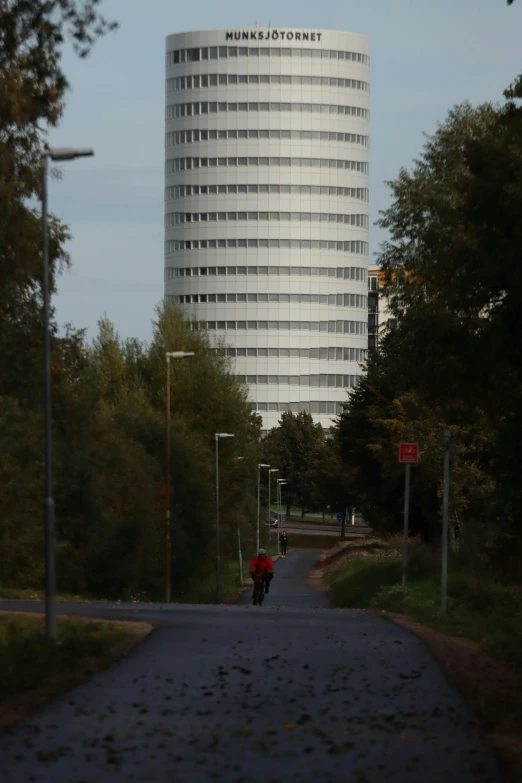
[238,551,331,608]
[0,552,506,782]
[277,524,367,537]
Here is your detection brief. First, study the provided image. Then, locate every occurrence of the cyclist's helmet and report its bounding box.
[258,548,267,555]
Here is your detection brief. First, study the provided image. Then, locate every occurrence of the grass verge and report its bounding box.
[287,534,340,550]
[0,614,133,703]
[323,537,522,668]
[270,505,366,525]
[0,613,152,731]
[0,587,92,601]
[323,537,522,782]
[0,612,152,729]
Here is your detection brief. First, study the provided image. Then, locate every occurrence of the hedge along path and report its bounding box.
[0,612,153,732]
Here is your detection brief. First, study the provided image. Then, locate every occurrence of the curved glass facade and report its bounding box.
[165,28,370,431]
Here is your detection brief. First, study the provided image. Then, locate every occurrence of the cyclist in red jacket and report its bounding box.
[249,549,274,604]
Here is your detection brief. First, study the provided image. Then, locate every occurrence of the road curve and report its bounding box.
[0,551,506,782]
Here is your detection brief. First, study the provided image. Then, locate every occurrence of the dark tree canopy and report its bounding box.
[337,70,522,546]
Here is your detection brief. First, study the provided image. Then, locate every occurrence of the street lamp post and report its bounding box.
[268,468,279,556]
[165,351,194,603]
[215,433,235,603]
[235,457,245,584]
[41,146,94,641]
[277,480,287,554]
[257,463,270,553]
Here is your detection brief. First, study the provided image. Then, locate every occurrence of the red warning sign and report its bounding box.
[399,443,419,463]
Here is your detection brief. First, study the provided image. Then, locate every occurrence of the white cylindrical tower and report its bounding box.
[165,28,370,432]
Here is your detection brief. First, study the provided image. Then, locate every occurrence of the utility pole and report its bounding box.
[237,526,243,585]
[257,464,270,553]
[41,146,94,640]
[165,356,171,603]
[215,433,234,603]
[441,428,451,614]
[267,468,278,556]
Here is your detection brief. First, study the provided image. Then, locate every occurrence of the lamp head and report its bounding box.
[166,351,195,359]
[45,147,94,161]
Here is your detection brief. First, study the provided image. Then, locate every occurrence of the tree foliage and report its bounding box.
[261,412,354,517]
[337,73,522,554]
[1,306,261,598]
[0,3,261,599]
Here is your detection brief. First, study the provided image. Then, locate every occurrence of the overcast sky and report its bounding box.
[48,0,522,343]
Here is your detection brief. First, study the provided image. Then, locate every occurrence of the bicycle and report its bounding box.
[252,574,268,605]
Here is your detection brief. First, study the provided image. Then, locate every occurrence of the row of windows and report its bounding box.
[165,238,369,255]
[167,46,369,66]
[250,400,348,415]
[166,211,369,228]
[166,128,369,148]
[176,292,367,308]
[162,311,369,335]
[166,183,369,202]
[166,156,369,175]
[227,346,366,361]
[166,73,369,93]
[239,374,360,388]
[165,265,367,281]
[166,101,369,120]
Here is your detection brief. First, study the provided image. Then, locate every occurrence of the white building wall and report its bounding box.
[165,28,370,431]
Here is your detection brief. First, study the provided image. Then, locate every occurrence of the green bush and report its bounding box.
[325,542,522,669]
[325,552,403,608]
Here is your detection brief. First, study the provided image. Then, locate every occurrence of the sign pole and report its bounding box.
[402,462,411,586]
[441,428,451,614]
[398,442,419,587]
[341,509,347,542]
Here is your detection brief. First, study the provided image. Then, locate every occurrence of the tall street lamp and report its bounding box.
[235,457,245,585]
[268,468,279,556]
[215,433,235,603]
[277,479,287,554]
[257,463,270,553]
[41,146,94,641]
[165,351,195,603]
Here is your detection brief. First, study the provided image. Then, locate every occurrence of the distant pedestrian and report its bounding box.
[280,532,289,558]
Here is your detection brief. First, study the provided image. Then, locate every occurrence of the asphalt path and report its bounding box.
[0,551,506,782]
